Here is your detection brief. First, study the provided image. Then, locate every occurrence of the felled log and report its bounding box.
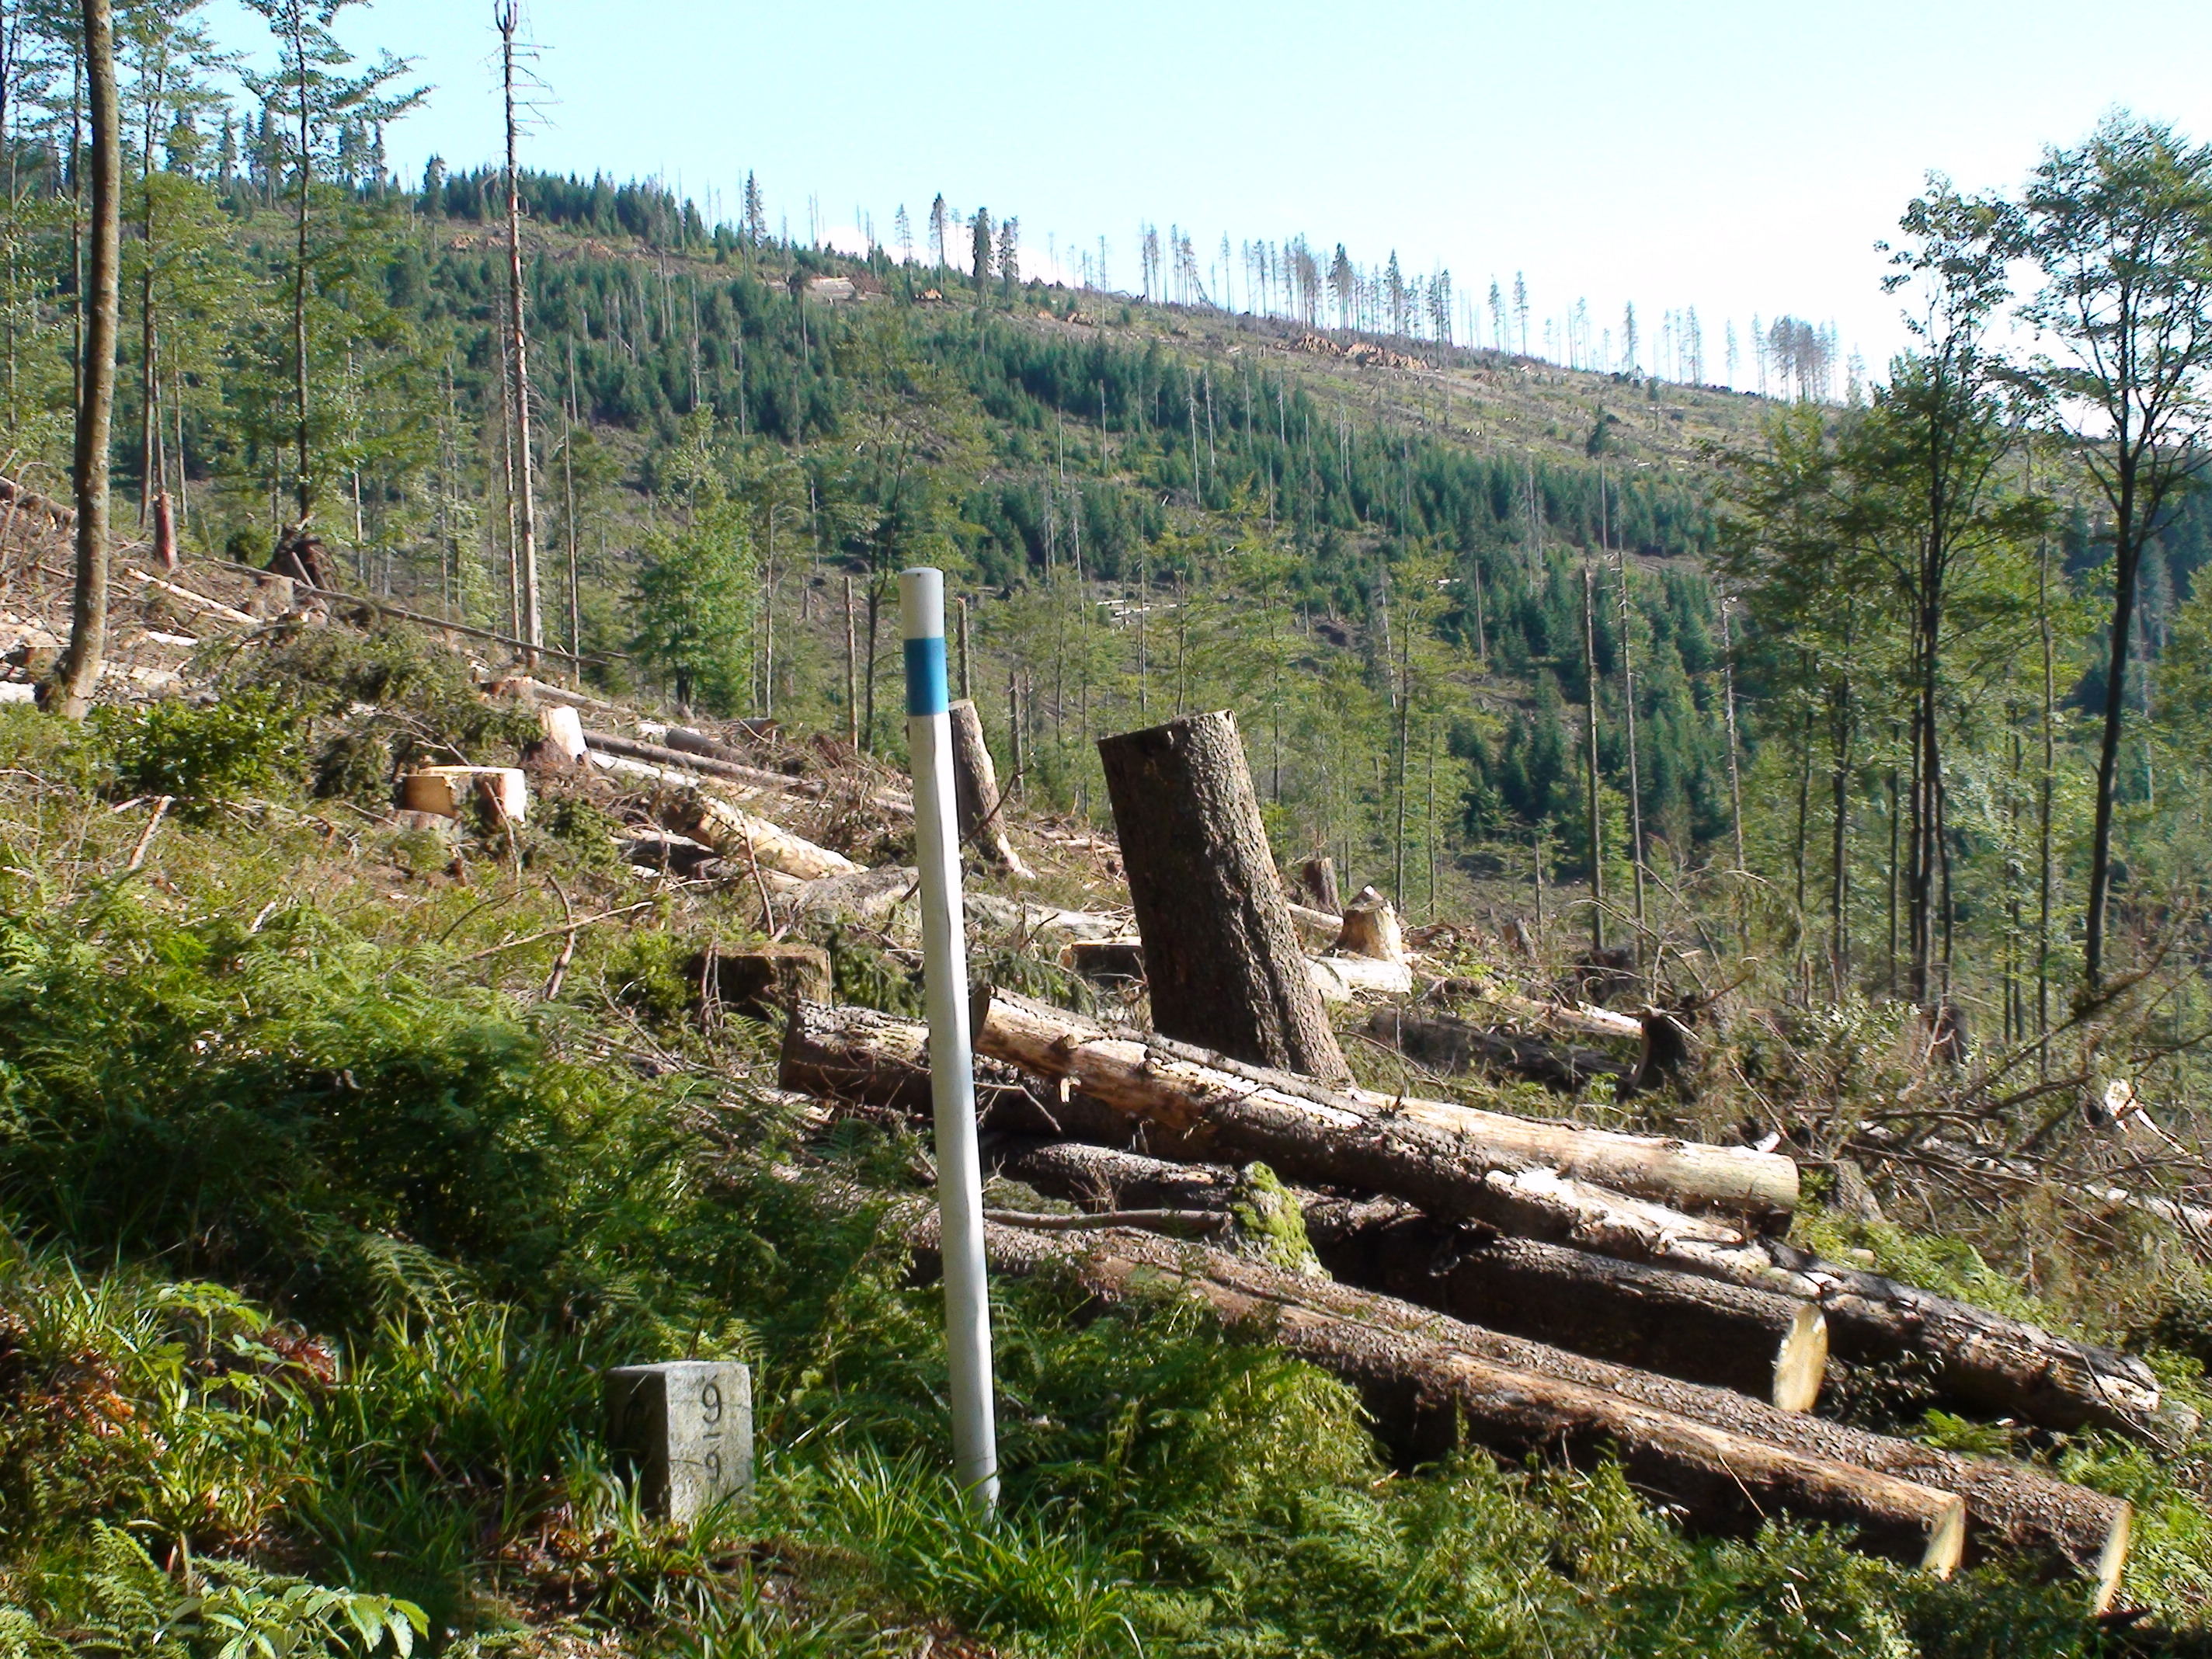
[948,698,1031,876]
[400,766,527,824]
[1466,1163,2182,1446]
[1333,885,1405,962]
[0,472,75,527]
[1367,1005,1625,1093]
[1758,1239,2185,1447]
[973,991,1798,1219]
[805,995,2172,1453]
[1097,711,1351,1086]
[923,1212,2127,1600]
[585,729,915,816]
[654,788,861,881]
[1307,954,1414,1001]
[940,1216,1967,1577]
[993,1138,1826,1412]
[780,998,1042,1125]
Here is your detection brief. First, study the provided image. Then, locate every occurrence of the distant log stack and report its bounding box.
[1097,711,1351,1086]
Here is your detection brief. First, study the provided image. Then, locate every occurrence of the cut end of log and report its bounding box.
[1771,1305,1829,1414]
[2092,1502,2132,1616]
[1922,1493,1967,1580]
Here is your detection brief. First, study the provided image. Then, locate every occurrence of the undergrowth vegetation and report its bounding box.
[0,648,2210,1659]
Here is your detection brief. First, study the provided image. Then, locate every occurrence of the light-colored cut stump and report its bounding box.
[400,766,528,824]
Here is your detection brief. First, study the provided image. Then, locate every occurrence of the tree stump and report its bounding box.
[948,697,1030,876]
[1097,712,1351,1086]
[1299,855,1341,913]
[1333,885,1404,962]
[691,944,830,1020]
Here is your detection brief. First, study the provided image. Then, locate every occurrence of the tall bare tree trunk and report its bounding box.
[56,0,117,719]
[498,4,540,665]
[290,14,311,516]
[1581,565,1604,953]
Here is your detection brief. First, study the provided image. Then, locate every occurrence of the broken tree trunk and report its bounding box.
[1299,854,1341,913]
[1367,1005,1626,1094]
[655,789,861,881]
[973,990,1797,1219]
[993,1137,1826,1412]
[948,697,1031,876]
[937,1216,1967,1576]
[1097,711,1351,1086]
[928,1214,2123,1602]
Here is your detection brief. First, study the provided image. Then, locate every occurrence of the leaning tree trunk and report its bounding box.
[1097,711,1350,1085]
[937,1216,1967,1577]
[56,0,119,719]
[993,1137,1826,1412]
[948,697,1030,875]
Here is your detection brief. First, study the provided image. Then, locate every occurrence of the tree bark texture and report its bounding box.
[1097,711,1350,1085]
[58,0,119,718]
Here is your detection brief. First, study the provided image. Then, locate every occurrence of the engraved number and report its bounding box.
[701,1381,723,1424]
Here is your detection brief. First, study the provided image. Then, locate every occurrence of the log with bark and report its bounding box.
[948,697,1032,876]
[654,788,861,881]
[973,990,1798,1219]
[811,996,2172,1445]
[923,1213,2127,1602]
[1462,1163,2183,1447]
[1367,1005,1626,1094]
[992,1137,1828,1412]
[586,729,915,816]
[927,1215,1970,1577]
[1097,711,1351,1086]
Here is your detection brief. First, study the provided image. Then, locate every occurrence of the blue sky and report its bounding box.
[212,0,2212,380]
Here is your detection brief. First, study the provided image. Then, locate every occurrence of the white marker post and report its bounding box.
[900,566,999,1515]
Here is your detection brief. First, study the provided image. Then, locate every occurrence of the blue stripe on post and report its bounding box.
[904,636,949,717]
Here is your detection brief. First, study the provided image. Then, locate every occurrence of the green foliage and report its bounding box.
[94,693,304,816]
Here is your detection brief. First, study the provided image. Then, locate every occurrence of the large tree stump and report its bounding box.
[1332,885,1404,962]
[1298,855,1341,913]
[948,698,1030,876]
[1097,712,1351,1086]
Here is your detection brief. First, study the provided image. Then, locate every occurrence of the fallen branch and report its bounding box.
[587,729,913,816]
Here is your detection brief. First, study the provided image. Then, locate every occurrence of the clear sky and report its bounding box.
[212,0,2212,381]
